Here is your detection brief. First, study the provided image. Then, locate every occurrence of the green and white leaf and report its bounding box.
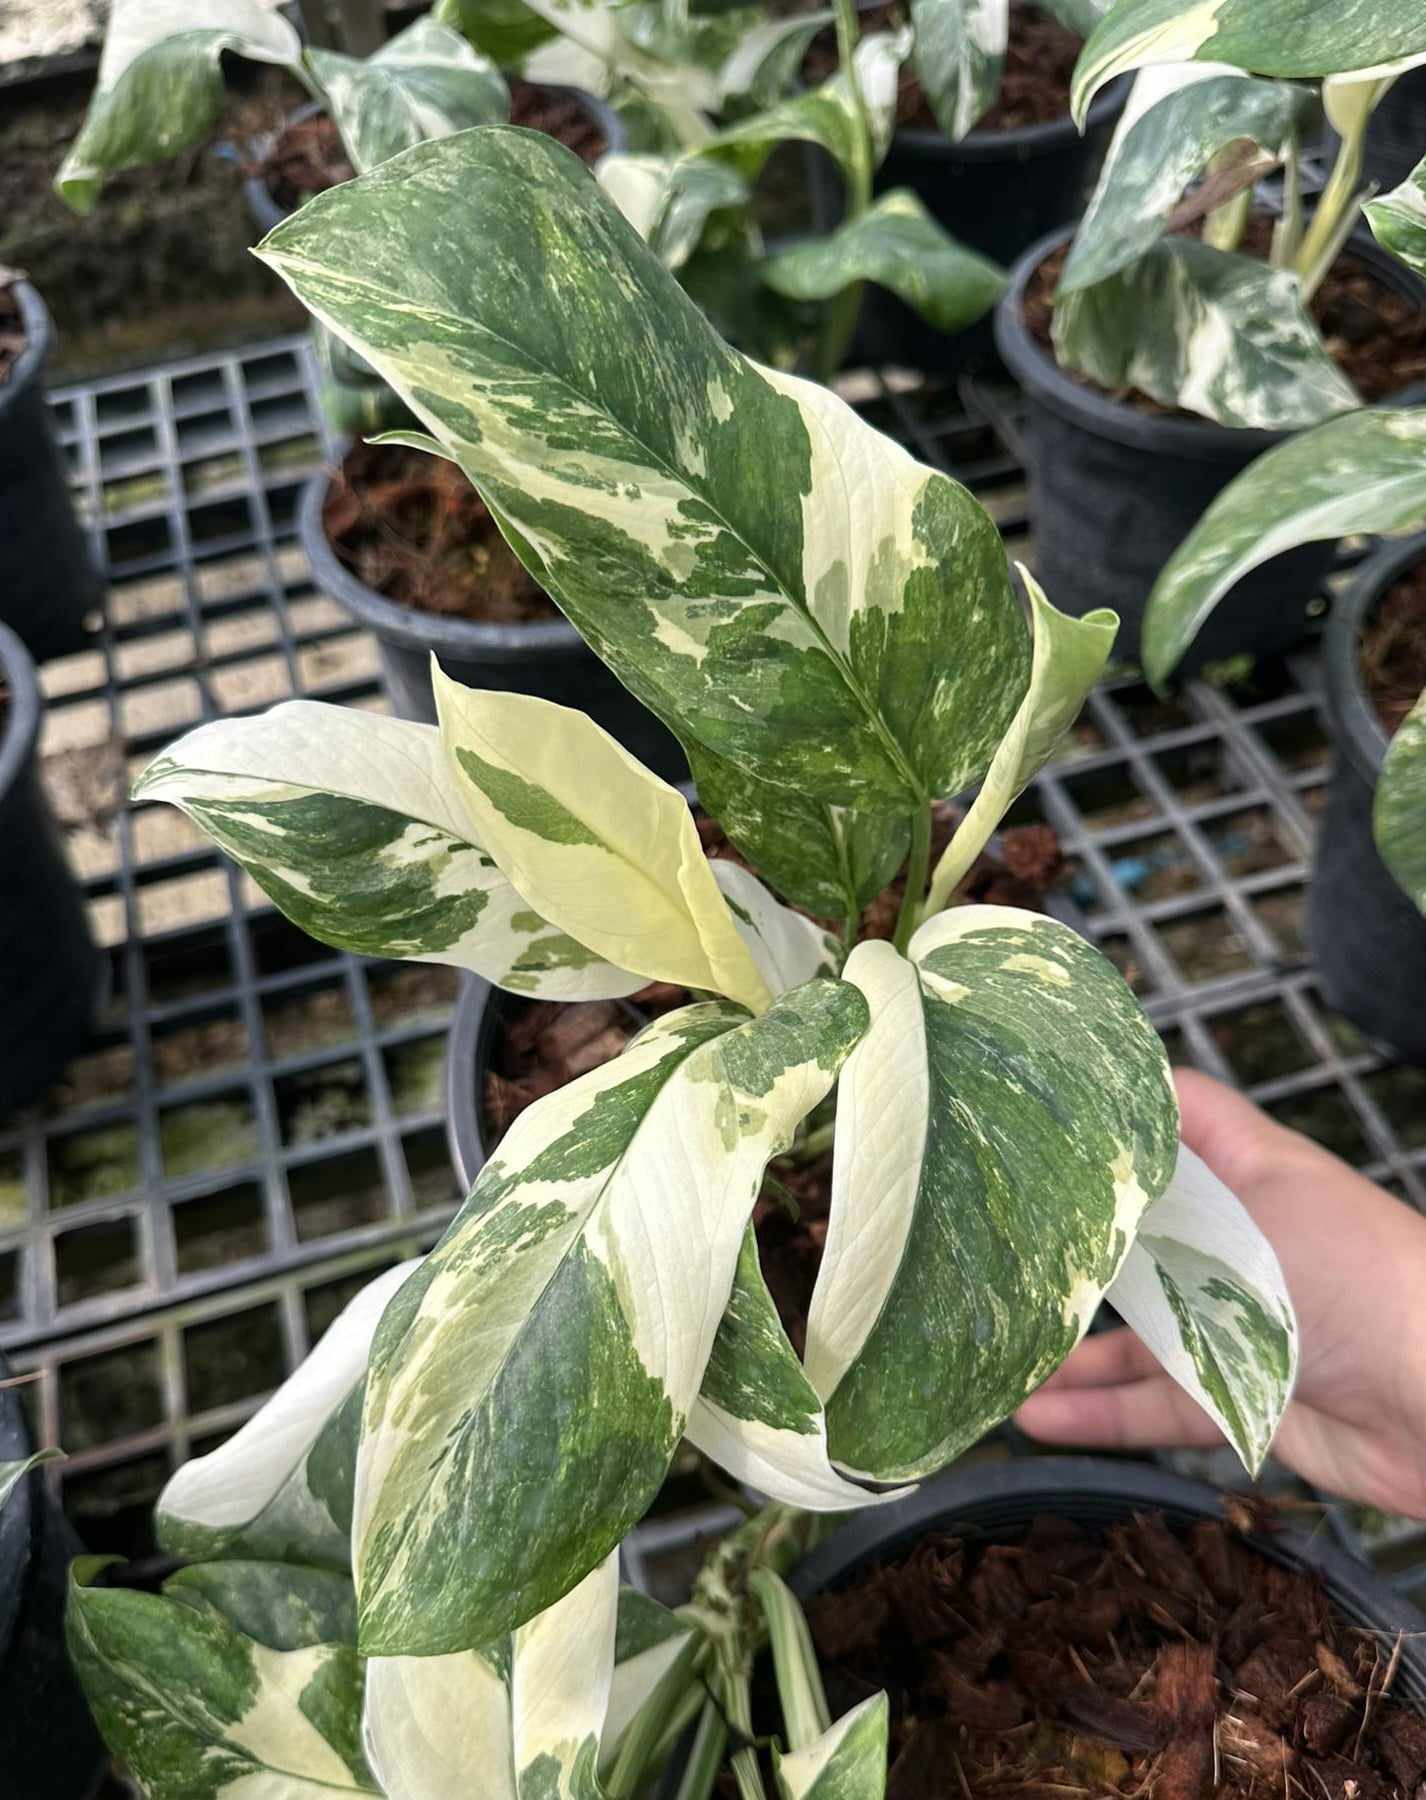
[56,0,302,212]
[1072,0,1426,126]
[165,1561,359,1649]
[354,979,868,1654]
[0,1449,59,1515]
[597,151,749,269]
[908,0,1007,142]
[928,570,1114,907]
[1142,409,1426,685]
[435,674,770,1011]
[306,18,509,178]
[135,701,644,1001]
[435,0,560,68]
[717,10,834,110]
[1106,1143,1297,1474]
[1051,236,1360,430]
[763,190,1008,333]
[806,910,1179,1482]
[749,1568,829,1752]
[256,128,1031,813]
[686,1226,911,1508]
[68,1563,376,1797]
[1376,687,1426,915]
[1367,152,1426,279]
[512,1552,618,1800]
[1039,0,1113,35]
[1060,73,1315,293]
[773,1694,890,1800]
[156,1257,419,1567]
[711,860,843,994]
[602,1591,697,1773]
[364,1644,515,1800]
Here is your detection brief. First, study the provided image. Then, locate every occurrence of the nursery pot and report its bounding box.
[298,462,687,778]
[0,620,101,1113]
[0,282,102,664]
[0,1354,107,1797]
[1309,533,1426,1066]
[995,222,1426,673]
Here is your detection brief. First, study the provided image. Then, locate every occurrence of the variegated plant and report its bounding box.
[127,123,1299,1734]
[1046,0,1426,431]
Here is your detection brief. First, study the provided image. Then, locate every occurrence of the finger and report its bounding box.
[1015,1373,1225,1452]
[1033,1328,1163,1393]
[1172,1066,1286,1195]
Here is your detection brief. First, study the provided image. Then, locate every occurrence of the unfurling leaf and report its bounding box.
[354,979,868,1654]
[134,701,644,999]
[1376,688,1426,916]
[1107,1143,1297,1473]
[807,910,1179,1481]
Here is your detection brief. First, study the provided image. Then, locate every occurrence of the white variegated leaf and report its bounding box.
[1376,688,1426,915]
[773,1694,889,1800]
[1072,0,1426,126]
[164,1561,359,1650]
[1051,235,1359,430]
[1108,1143,1297,1474]
[0,1449,59,1515]
[806,911,1178,1482]
[135,701,644,1000]
[1143,409,1426,685]
[68,1564,377,1797]
[1367,152,1426,278]
[56,0,302,212]
[602,1590,696,1773]
[435,674,771,1011]
[908,0,1008,142]
[596,151,749,269]
[710,860,842,996]
[156,1258,420,1567]
[717,10,834,109]
[257,128,1031,815]
[364,1645,515,1800]
[305,18,509,178]
[354,979,868,1654]
[512,1553,618,1800]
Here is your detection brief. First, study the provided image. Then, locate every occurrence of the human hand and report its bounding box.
[1016,1067,1426,1519]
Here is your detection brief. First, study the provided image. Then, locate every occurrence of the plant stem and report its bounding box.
[1295,91,1376,300]
[606,1634,705,1800]
[1270,133,1304,269]
[813,0,875,381]
[1200,146,1251,253]
[749,1570,832,1752]
[892,804,932,955]
[722,1664,769,1800]
[792,1120,836,1162]
[671,1699,729,1800]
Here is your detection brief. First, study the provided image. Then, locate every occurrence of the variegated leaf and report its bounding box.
[908,0,1008,142]
[763,189,1008,332]
[512,1553,618,1800]
[597,151,749,270]
[1051,236,1359,430]
[306,18,509,178]
[1039,0,1113,33]
[688,745,910,922]
[165,1561,359,1649]
[156,1258,420,1567]
[1376,688,1426,915]
[717,10,835,111]
[1107,1143,1297,1474]
[1072,0,1426,126]
[773,1694,890,1800]
[1367,152,1426,278]
[256,128,1031,813]
[354,980,868,1654]
[435,0,560,67]
[0,1449,59,1514]
[1142,409,1426,685]
[686,1226,911,1508]
[364,1643,515,1800]
[806,911,1179,1482]
[928,570,1114,908]
[56,0,302,212]
[749,1568,830,1751]
[602,1591,696,1773]
[1059,74,1315,293]
[711,861,843,995]
[135,701,644,1000]
[435,674,770,1011]
[68,1563,377,1797]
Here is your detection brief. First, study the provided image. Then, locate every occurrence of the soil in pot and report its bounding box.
[1360,562,1426,738]
[1024,217,1426,415]
[322,440,561,625]
[507,79,610,162]
[797,1507,1426,1800]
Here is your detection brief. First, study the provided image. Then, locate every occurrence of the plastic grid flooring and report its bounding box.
[5,339,1425,1595]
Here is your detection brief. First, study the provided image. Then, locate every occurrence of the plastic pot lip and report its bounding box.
[0,619,41,807]
[0,1350,33,1669]
[0,281,51,421]
[995,222,1426,461]
[892,75,1126,161]
[1324,531,1426,790]
[299,457,590,660]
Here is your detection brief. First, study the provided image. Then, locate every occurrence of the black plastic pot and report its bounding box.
[0,1354,107,1798]
[995,223,1426,673]
[0,621,102,1113]
[0,282,102,664]
[298,462,687,776]
[1309,534,1426,1066]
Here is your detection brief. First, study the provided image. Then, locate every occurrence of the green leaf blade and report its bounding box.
[1367,152,1426,279]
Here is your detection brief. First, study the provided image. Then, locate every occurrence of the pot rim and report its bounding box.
[0,281,50,421]
[299,457,590,659]
[0,619,41,806]
[1324,531,1426,789]
[892,74,1126,159]
[994,221,1426,460]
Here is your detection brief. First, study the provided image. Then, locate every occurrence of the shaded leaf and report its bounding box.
[1366,151,1426,278]
[165,1561,359,1649]
[1376,687,1426,914]
[598,151,749,269]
